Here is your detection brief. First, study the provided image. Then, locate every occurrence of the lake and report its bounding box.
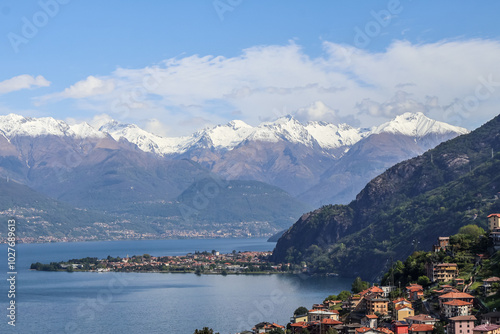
[0,238,351,333]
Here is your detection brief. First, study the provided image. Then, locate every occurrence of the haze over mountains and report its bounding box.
[0,111,468,240]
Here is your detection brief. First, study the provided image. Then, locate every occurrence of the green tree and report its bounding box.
[269,329,285,334]
[337,290,351,301]
[294,306,308,316]
[459,224,485,237]
[417,275,431,286]
[433,322,445,334]
[351,277,369,293]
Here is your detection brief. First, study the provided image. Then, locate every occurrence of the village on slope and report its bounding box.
[236,213,500,334]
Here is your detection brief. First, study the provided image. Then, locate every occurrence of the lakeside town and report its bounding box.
[229,213,500,334]
[30,250,289,275]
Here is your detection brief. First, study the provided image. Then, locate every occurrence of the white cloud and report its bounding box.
[0,75,50,94]
[37,76,115,104]
[36,39,500,135]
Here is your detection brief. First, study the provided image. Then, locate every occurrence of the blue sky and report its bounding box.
[1,1,500,136]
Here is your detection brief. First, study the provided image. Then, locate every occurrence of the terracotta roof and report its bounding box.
[322,319,343,325]
[409,324,434,332]
[449,316,477,321]
[378,328,394,334]
[473,324,500,331]
[291,322,310,328]
[483,277,500,282]
[356,327,375,333]
[405,314,438,322]
[366,315,379,319]
[393,298,411,304]
[488,214,500,218]
[443,299,472,306]
[439,292,474,299]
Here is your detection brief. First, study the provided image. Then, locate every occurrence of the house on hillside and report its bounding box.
[433,237,450,252]
[366,296,389,315]
[448,315,476,334]
[406,284,424,300]
[395,304,414,321]
[481,312,500,326]
[252,322,285,333]
[439,292,475,308]
[392,321,409,334]
[442,299,473,318]
[472,324,500,334]
[488,214,500,231]
[405,314,438,326]
[361,315,378,329]
[426,263,459,283]
[308,309,339,322]
[483,277,500,293]
[408,324,434,334]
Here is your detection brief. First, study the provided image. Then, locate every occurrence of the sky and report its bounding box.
[1,0,500,136]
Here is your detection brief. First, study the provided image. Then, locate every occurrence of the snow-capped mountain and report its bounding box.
[0,112,469,206]
[0,112,468,157]
[371,112,469,137]
[96,111,468,157]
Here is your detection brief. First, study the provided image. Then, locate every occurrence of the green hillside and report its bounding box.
[272,114,500,280]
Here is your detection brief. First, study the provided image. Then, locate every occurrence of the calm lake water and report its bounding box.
[0,238,351,334]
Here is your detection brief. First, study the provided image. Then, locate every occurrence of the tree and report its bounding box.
[324,294,337,303]
[351,277,369,293]
[432,322,445,334]
[337,290,351,301]
[269,329,285,334]
[417,275,431,286]
[294,306,308,316]
[194,327,219,334]
[459,224,485,238]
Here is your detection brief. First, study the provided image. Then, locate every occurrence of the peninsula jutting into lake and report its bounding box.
[30,249,300,275]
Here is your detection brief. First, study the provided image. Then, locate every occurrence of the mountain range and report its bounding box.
[0,111,468,240]
[271,113,500,280]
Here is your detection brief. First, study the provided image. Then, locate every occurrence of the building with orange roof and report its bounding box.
[361,314,378,329]
[405,314,438,326]
[443,299,473,318]
[433,237,450,253]
[488,214,500,231]
[290,321,311,334]
[439,292,475,308]
[473,324,500,334]
[408,324,434,334]
[406,284,424,301]
[252,322,285,333]
[395,304,415,321]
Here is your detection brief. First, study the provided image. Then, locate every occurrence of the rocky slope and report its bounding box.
[271,113,500,280]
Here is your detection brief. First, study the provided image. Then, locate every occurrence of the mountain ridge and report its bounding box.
[271,113,500,280]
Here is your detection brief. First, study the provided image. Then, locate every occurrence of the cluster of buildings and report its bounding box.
[246,214,500,334]
[76,250,281,274]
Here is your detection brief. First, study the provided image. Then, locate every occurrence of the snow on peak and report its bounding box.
[0,112,469,156]
[371,112,469,137]
[0,114,70,138]
[70,122,106,138]
[305,121,368,149]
